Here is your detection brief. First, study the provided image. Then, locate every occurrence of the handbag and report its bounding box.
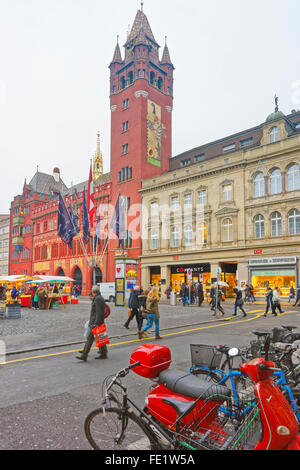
[237,298,244,307]
[92,324,110,348]
[104,303,111,319]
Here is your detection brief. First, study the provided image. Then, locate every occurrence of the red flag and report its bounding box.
[87,164,95,228]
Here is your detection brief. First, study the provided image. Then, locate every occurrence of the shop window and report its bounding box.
[271,211,282,237]
[254,214,265,239]
[222,218,233,242]
[171,226,180,248]
[270,126,279,143]
[151,230,159,250]
[254,172,265,198]
[288,209,300,235]
[287,164,300,192]
[270,169,282,195]
[184,224,193,247]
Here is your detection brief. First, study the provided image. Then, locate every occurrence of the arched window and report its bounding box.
[288,209,300,235]
[254,172,265,198]
[120,76,126,89]
[222,218,233,242]
[270,169,282,195]
[128,71,133,84]
[171,226,180,248]
[157,77,163,90]
[270,126,279,143]
[151,230,159,250]
[254,214,265,239]
[271,211,282,237]
[287,164,300,192]
[199,223,207,244]
[184,224,193,246]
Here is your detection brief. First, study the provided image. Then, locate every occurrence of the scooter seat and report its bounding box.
[158,369,231,401]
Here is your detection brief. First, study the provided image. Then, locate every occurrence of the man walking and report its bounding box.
[124,286,141,329]
[233,287,247,317]
[197,282,204,307]
[76,285,107,362]
[264,287,274,317]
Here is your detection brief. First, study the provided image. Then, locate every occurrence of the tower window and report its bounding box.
[122,121,129,132]
[122,99,129,110]
[150,71,155,86]
[122,144,129,155]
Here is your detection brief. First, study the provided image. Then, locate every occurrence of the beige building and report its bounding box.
[0,215,10,276]
[140,106,300,298]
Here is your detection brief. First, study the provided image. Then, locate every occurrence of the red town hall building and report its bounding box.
[8,7,174,296]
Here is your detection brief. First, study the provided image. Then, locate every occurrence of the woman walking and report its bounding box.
[140,287,162,340]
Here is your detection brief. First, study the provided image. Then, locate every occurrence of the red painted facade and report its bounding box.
[8,8,173,295]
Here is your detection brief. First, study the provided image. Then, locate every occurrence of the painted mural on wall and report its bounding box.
[147,100,165,168]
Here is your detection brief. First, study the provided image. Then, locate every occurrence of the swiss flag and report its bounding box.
[87,164,95,228]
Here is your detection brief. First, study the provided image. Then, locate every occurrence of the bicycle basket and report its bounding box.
[190,344,223,369]
[170,384,261,451]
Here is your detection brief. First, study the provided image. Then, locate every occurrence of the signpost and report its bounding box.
[215,267,222,318]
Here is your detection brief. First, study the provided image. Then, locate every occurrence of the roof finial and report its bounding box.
[165,35,168,46]
[274,94,279,112]
[141,1,144,12]
[117,34,119,44]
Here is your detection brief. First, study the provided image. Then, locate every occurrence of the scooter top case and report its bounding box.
[130,344,172,379]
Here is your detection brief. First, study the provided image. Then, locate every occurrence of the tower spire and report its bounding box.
[93,132,103,182]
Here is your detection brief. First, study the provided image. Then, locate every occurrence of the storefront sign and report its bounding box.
[252,270,295,277]
[171,264,210,274]
[249,257,297,266]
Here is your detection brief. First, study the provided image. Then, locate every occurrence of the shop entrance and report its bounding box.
[251,269,296,298]
[150,266,161,287]
[170,264,211,296]
[73,267,83,292]
[220,262,237,297]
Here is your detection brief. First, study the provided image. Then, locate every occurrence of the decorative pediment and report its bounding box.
[215,206,239,217]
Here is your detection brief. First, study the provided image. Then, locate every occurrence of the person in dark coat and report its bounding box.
[124,286,142,329]
[294,286,300,307]
[197,282,204,307]
[233,287,247,317]
[264,288,275,317]
[76,286,107,362]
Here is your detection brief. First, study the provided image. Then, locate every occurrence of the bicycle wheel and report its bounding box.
[84,408,158,450]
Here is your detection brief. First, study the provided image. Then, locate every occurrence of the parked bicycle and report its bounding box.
[84,343,300,450]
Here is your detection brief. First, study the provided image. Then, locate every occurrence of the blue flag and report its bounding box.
[57,193,76,249]
[82,191,90,244]
[69,206,79,234]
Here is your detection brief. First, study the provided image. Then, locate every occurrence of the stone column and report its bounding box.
[160,264,169,300]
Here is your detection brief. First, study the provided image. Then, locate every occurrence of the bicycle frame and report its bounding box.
[273,370,300,422]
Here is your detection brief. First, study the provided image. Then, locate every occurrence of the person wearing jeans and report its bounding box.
[140,287,162,340]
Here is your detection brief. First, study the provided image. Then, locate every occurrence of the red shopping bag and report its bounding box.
[92,324,110,348]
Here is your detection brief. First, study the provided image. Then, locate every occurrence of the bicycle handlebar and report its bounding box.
[259,363,281,372]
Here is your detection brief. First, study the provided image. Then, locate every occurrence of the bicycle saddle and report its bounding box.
[162,398,196,417]
[282,325,297,330]
[158,369,231,401]
[252,330,270,337]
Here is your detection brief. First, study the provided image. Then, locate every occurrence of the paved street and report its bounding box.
[0,299,299,450]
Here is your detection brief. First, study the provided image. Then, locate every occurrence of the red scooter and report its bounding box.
[130,343,300,450]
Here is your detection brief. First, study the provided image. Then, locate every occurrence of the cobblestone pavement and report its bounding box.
[0,297,257,352]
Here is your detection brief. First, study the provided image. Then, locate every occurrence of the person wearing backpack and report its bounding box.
[124,286,141,330]
[76,285,108,362]
[273,287,284,315]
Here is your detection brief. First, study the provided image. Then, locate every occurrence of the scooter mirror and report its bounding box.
[228,347,239,357]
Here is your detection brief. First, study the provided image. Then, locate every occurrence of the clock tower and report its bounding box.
[109,7,174,281]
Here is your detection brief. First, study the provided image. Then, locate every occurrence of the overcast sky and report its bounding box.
[0,0,299,213]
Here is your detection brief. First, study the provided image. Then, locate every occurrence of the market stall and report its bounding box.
[0,275,31,316]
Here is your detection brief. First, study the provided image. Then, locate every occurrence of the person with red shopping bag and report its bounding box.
[76,286,109,362]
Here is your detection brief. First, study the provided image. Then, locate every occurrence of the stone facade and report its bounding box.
[141,111,300,298]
